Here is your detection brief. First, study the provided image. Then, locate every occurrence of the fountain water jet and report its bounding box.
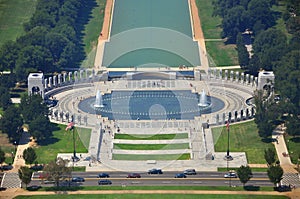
[94,90,104,108]
[198,89,209,107]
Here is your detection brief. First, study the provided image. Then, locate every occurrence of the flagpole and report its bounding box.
[224,120,233,162]
[72,126,76,159]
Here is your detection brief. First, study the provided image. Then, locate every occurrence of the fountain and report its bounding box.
[94,90,104,108]
[198,89,209,107]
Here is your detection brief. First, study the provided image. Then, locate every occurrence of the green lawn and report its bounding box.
[114,143,189,150]
[0,0,37,47]
[113,153,190,160]
[114,133,188,140]
[15,194,287,199]
[80,0,106,68]
[212,121,275,164]
[285,136,300,164]
[34,124,91,164]
[195,0,222,39]
[206,41,239,67]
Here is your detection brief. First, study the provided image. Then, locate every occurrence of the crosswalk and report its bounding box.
[1,173,21,188]
[282,173,300,188]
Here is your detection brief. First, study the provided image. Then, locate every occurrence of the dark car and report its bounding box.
[275,185,292,192]
[98,173,110,178]
[183,169,196,175]
[1,165,13,171]
[71,177,85,182]
[148,168,163,174]
[174,173,186,178]
[27,185,42,191]
[127,173,141,178]
[98,179,112,185]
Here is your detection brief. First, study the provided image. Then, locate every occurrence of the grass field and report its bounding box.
[33,124,91,164]
[195,0,222,39]
[114,143,189,150]
[114,133,188,140]
[212,121,275,164]
[15,194,287,199]
[113,153,190,160]
[285,136,300,164]
[80,0,106,68]
[206,41,239,67]
[0,0,37,47]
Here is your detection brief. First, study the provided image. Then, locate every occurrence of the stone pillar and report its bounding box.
[68,72,72,82]
[240,109,244,120]
[241,72,244,83]
[225,70,228,80]
[250,75,254,86]
[77,115,81,125]
[80,70,84,80]
[84,115,88,126]
[74,71,78,82]
[63,73,67,83]
[58,74,62,85]
[208,68,211,79]
[60,111,64,122]
[254,77,258,88]
[219,69,223,80]
[228,112,232,122]
[214,68,217,79]
[49,77,53,89]
[251,107,255,117]
[234,111,238,122]
[44,79,48,89]
[216,114,219,125]
[236,72,239,82]
[53,75,57,87]
[54,110,58,121]
[246,108,249,119]
[230,71,234,81]
[222,113,226,124]
[246,74,250,84]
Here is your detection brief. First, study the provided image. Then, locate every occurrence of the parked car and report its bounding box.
[127,173,141,178]
[183,169,196,175]
[98,173,110,178]
[1,165,13,171]
[148,168,163,174]
[71,177,85,182]
[30,164,44,171]
[224,172,237,178]
[27,185,42,191]
[275,185,292,192]
[174,173,186,178]
[98,179,112,185]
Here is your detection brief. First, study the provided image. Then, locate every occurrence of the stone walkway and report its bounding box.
[272,125,300,188]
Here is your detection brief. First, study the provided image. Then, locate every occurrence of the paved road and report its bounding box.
[29,171,272,187]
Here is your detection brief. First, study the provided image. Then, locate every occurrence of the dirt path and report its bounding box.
[189,0,209,71]
[99,0,113,41]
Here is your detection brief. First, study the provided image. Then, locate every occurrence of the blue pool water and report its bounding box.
[78,90,224,120]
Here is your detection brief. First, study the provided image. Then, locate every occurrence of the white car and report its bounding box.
[224,172,237,178]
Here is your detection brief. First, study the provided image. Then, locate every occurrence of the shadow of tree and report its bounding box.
[243,185,260,191]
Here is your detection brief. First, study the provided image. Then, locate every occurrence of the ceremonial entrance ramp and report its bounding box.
[101,0,201,69]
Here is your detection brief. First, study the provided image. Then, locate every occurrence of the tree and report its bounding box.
[29,116,53,142]
[20,94,48,123]
[236,33,250,69]
[23,147,37,165]
[43,157,72,187]
[264,148,276,166]
[0,41,19,73]
[0,105,23,141]
[253,29,287,71]
[0,147,5,166]
[18,166,33,188]
[267,165,283,187]
[237,165,253,186]
[0,86,12,110]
